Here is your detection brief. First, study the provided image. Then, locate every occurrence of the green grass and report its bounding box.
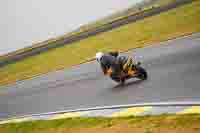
[0,117,112,133]
[77,0,175,32]
[155,0,176,6]
[0,0,200,86]
[0,0,174,62]
[1,114,200,133]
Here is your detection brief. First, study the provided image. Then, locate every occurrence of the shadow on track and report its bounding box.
[110,79,145,92]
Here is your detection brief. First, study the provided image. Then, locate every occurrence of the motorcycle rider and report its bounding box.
[95,51,134,83]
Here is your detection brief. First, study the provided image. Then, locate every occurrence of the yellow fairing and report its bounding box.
[123,57,136,76]
[106,68,113,76]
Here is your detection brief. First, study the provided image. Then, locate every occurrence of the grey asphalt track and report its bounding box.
[0,33,200,119]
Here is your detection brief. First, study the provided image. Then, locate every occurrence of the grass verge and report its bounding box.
[0,0,174,62]
[0,0,200,86]
[1,114,200,133]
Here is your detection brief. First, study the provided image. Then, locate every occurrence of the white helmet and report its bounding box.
[95,52,104,62]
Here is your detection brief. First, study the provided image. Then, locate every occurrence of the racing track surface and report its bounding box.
[0,33,200,119]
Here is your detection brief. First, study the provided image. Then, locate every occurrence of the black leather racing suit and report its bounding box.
[100,52,128,82]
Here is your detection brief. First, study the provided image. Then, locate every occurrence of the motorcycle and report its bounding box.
[107,61,148,84]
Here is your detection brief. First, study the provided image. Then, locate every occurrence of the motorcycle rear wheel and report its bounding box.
[135,65,148,80]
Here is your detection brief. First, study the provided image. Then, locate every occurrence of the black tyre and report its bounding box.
[120,78,126,85]
[135,65,148,80]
